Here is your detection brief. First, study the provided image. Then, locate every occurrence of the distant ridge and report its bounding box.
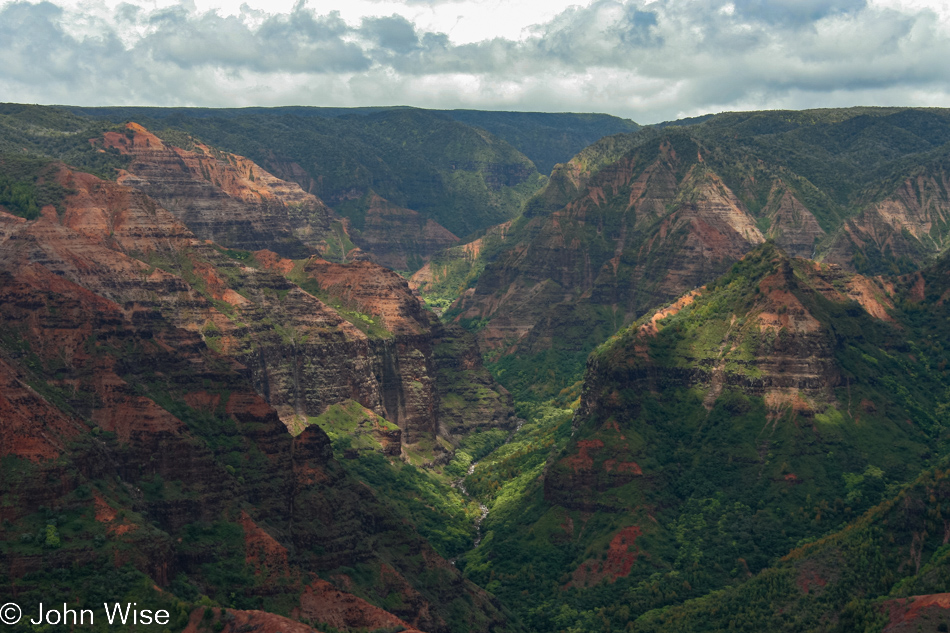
[63,104,640,175]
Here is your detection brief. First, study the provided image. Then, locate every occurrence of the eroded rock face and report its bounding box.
[824,169,950,273]
[529,245,945,605]
[99,123,334,257]
[350,194,460,271]
[1,166,512,455]
[546,246,908,513]
[253,253,514,444]
[763,184,825,258]
[0,165,511,633]
[454,143,767,366]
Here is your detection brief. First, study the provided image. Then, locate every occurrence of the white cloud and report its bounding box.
[1,0,948,122]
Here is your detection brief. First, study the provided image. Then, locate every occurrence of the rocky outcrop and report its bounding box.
[0,166,512,632]
[296,580,423,632]
[546,245,917,513]
[1,166,513,456]
[823,168,950,274]
[763,184,825,258]
[452,140,767,383]
[253,252,515,444]
[99,123,334,257]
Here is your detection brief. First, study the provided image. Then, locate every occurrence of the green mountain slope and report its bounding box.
[436,110,640,174]
[458,244,950,632]
[446,107,950,401]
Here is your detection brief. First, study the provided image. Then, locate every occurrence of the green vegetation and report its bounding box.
[633,462,950,632]
[7,103,950,632]
[67,106,547,238]
[443,110,640,175]
[452,108,950,413]
[0,103,131,179]
[305,400,482,559]
[453,244,950,631]
[0,156,71,218]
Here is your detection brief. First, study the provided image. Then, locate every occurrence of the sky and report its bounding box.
[1,0,949,123]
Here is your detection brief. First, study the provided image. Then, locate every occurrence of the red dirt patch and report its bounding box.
[638,291,700,338]
[566,526,643,588]
[0,358,84,462]
[93,491,117,523]
[184,607,324,633]
[225,392,275,420]
[908,273,926,303]
[883,593,950,632]
[92,491,138,536]
[254,249,296,275]
[239,511,290,580]
[796,568,827,594]
[757,272,821,333]
[564,439,605,473]
[297,580,421,632]
[184,391,221,413]
[604,460,643,475]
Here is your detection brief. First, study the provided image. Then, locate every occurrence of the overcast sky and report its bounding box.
[1,0,948,123]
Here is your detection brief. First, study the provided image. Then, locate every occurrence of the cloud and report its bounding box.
[0,0,947,122]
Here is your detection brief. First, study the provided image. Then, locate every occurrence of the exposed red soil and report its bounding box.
[225,392,276,420]
[566,525,643,588]
[756,272,821,333]
[297,580,421,632]
[356,193,459,270]
[635,290,700,356]
[294,463,329,486]
[303,258,432,335]
[604,460,642,475]
[564,439,605,473]
[796,568,827,594]
[184,607,325,633]
[184,391,222,413]
[239,511,290,580]
[93,491,117,523]
[0,357,85,462]
[845,275,895,322]
[909,273,927,303]
[883,593,950,632]
[92,491,138,536]
[105,124,277,203]
[254,249,296,275]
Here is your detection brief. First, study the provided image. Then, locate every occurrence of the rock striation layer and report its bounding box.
[99,123,334,257]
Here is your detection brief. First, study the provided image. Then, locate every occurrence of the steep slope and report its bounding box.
[635,415,950,633]
[98,122,333,257]
[0,161,515,631]
[0,156,514,455]
[630,463,950,632]
[341,192,460,271]
[451,131,770,398]
[460,244,950,632]
[824,151,950,275]
[0,263,504,631]
[447,107,950,399]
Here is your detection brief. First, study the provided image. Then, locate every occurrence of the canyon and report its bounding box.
[3,104,950,633]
